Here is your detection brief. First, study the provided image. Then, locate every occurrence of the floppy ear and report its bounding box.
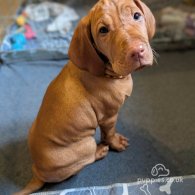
[68,15,105,76]
[134,0,156,40]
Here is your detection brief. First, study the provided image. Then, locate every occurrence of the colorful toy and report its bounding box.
[24,24,36,39]
[16,12,28,26]
[10,33,27,51]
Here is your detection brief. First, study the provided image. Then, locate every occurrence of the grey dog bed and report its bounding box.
[1,50,195,194]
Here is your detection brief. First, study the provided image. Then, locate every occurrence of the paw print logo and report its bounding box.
[151,163,170,178]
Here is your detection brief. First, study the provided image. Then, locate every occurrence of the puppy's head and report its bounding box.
[69,0,155,76]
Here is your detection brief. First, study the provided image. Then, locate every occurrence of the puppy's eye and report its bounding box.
[99,26,109,34]
[133,12,142,20]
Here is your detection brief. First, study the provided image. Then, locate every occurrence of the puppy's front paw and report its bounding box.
[108,133,129,152]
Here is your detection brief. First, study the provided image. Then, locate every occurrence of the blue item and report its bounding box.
[10,33,27,51]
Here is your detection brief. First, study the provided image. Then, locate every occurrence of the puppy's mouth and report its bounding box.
[134,58,153,71]
[133,53,153,72]
[133,58,153,72]
[135,65,146,71]
[111,60,152,76]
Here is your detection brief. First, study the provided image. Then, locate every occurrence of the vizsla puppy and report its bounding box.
[14,0,155,194]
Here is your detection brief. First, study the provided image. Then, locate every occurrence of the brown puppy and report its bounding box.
[14,0,155,194]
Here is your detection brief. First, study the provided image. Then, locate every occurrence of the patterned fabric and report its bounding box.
[33,176,195,195]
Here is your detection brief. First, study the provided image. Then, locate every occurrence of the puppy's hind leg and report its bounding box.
[12,175,44,195]
[95,144,109,161]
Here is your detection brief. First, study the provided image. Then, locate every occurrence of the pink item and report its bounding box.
[24,24,36,39]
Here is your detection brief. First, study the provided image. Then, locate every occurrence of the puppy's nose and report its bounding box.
[131,44,145,60]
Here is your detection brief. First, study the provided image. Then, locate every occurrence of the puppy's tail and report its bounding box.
[12,175,44,195]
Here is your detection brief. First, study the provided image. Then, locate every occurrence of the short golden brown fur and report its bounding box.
[13,0,155,194]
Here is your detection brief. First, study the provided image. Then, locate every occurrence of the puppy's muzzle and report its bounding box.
[129,43,152,71]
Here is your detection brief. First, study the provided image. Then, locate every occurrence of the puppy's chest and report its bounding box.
[90,77,133,117]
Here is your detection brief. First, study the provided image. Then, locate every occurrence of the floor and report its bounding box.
[0,50,195,194]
